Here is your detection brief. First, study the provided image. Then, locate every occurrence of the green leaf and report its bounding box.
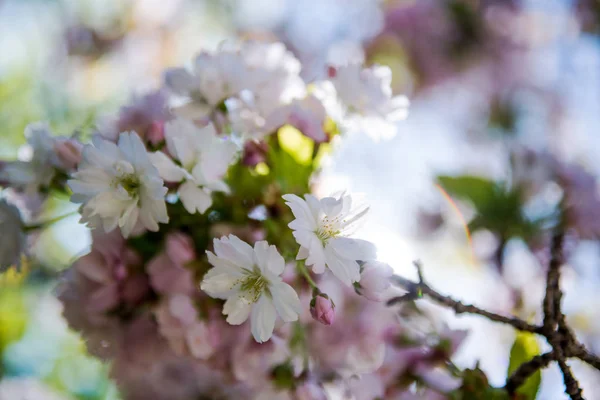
[449,368,511,400]
[437,175,541,240]
[507,332,542,400]
[437,176,497,211]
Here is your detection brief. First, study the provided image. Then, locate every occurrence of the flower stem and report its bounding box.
[297,261,318,289]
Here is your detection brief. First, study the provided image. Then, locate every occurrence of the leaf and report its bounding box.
[507,332,542,400]
[437,176,498,211]
[437,175,540,240]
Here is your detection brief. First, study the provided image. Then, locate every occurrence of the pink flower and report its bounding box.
[357,261,393,301]
[154,294,217,360]
[73,230,147,314]
[310,293,335,325]
[147,233,196,296]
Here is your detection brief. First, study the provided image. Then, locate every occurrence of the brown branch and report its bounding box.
[389,265,542,334]
[388,228,599,400]
[505,352,554,394]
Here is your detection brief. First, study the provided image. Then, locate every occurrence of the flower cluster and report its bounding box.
[1,40,465,399]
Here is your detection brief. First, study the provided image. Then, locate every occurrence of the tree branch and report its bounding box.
[388,229,598,400]
[388,263,542,334]
[505,352,554,394]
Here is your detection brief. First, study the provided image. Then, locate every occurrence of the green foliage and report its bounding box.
[437,176,541,240]
[507,333,542,400]
[449,368,511,400]
[271,362,296,390]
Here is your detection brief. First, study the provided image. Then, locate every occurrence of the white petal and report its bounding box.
[270,282,301,322]
[148,151,188,182]
[283,194,318,231]
[320,196,343,217]
[223,295,252,325]
[201,265,241,299]
[324,245,360,286]
[254,241,285,276]
[328,237,377,261]
[250,295,276,343]
[304,235,326,274]
[119,202,139,238]
[179,181,213,214]
[213,235,254,269]
[117,132,147,168]
[199,139,238,183]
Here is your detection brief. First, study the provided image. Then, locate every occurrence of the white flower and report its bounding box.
[330,64,409,140]
[356,260,393,301]
[332,64,408,120]
[165,41,305,139]
[148,118,238,214]
[165,46,250,120]
[200,235,301,343]
[68,132,168,238]
[283,193,376,286]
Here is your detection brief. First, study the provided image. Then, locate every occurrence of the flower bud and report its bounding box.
[310,293,335,325]
[53,138,82,171]
[165,232,196,266]
[356,261,393,301]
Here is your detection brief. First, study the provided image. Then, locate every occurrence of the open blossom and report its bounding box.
[165,41,305,139]
[200,235,301,343]
[149,118,237,214]
[283,193,377,286]
[68,132,169,237]
[356,260,394,301]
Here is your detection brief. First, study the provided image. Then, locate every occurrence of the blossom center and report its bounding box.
[118,174,141,197]
[239,266,269,303]
[316,216,342,244]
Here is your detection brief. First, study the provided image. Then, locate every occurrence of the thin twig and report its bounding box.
[388,265,542,334]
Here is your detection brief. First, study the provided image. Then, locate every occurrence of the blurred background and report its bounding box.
[2,0,600,398]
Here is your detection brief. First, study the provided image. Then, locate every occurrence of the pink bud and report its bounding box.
[165,232,196,266]
[54,138,82,170]
[242,140,268,166]
[310,293,335,325]
[147,120,165,145]
[358,261,393,301]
